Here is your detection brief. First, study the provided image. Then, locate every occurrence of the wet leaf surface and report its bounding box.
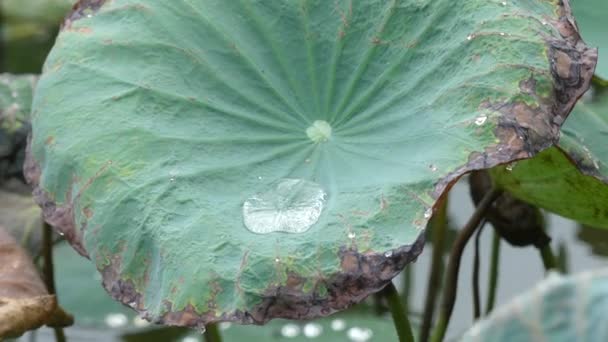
[27,0,594,327]
[461,268,608,341]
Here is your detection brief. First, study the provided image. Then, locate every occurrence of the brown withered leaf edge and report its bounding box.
[24,0,596,328]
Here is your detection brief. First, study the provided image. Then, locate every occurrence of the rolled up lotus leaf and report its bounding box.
[461,268,608,342]
[26,0,595,328]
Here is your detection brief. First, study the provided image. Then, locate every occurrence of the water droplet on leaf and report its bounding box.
[474,115,487,126]
[331,319,346,331]
[466,34,474,41]
[424,208,433,219]
[243,179,326,234]
[348,232,356,239]
[281,323,301,338]
[303,323,323,338]
[429,164,438,172]
[384,250,393,258]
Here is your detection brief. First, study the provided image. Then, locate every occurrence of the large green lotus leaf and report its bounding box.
[571,0,608,80]
[26,0,595,328]
[461,268,608,341]
[491,89,608,228]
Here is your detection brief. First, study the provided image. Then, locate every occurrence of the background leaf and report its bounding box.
[461,268,608,341]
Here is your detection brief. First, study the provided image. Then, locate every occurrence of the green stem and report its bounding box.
[539,244,557,271]
[42,221,67,342]
[485,231,501,314]
[382,282,415,342]
[557,242,568,274]
[203,323,222,342]
[401,263,413,309]
[472,221,486,320]
[419,198,448,342]
[431,188,502,342]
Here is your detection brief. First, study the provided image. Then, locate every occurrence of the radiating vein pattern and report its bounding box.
[28,0,592,327]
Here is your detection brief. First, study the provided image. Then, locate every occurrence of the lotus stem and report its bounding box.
[472,221,486,320]
[485,231,501,314]
[42,221,67,342]
[382,282,415,342]
[204,323,222,342]
[401,263,413,309]
[539,244,557,271]
[557,241,569,274]
[419,198,448,342]
[431,187,502,342]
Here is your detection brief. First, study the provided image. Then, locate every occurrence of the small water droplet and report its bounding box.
[57,231,65,236]
[466,34,474,41]
[348,232,356,239]
[169,177,176,182]
[86,14,93,18]
[258,176,263,180]
[275,258,280,263]
[281,323,301,338]
[384,250,393,258]
[347,327,374,342]
[303,323,323,338]
[243,179,326,234]
[331,319,346,331]
[541,20,548,26]
[105,313,128,328]
[182,337,199,342]
[501,1,507,6]
[429,164,438,172]
[132,316,150,328]
[424,208,433,219]
[500,32,506,36]
[219,322,232,331]
[475,115,487,126]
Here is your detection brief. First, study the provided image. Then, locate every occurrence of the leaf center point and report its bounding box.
[306,120,332,143]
